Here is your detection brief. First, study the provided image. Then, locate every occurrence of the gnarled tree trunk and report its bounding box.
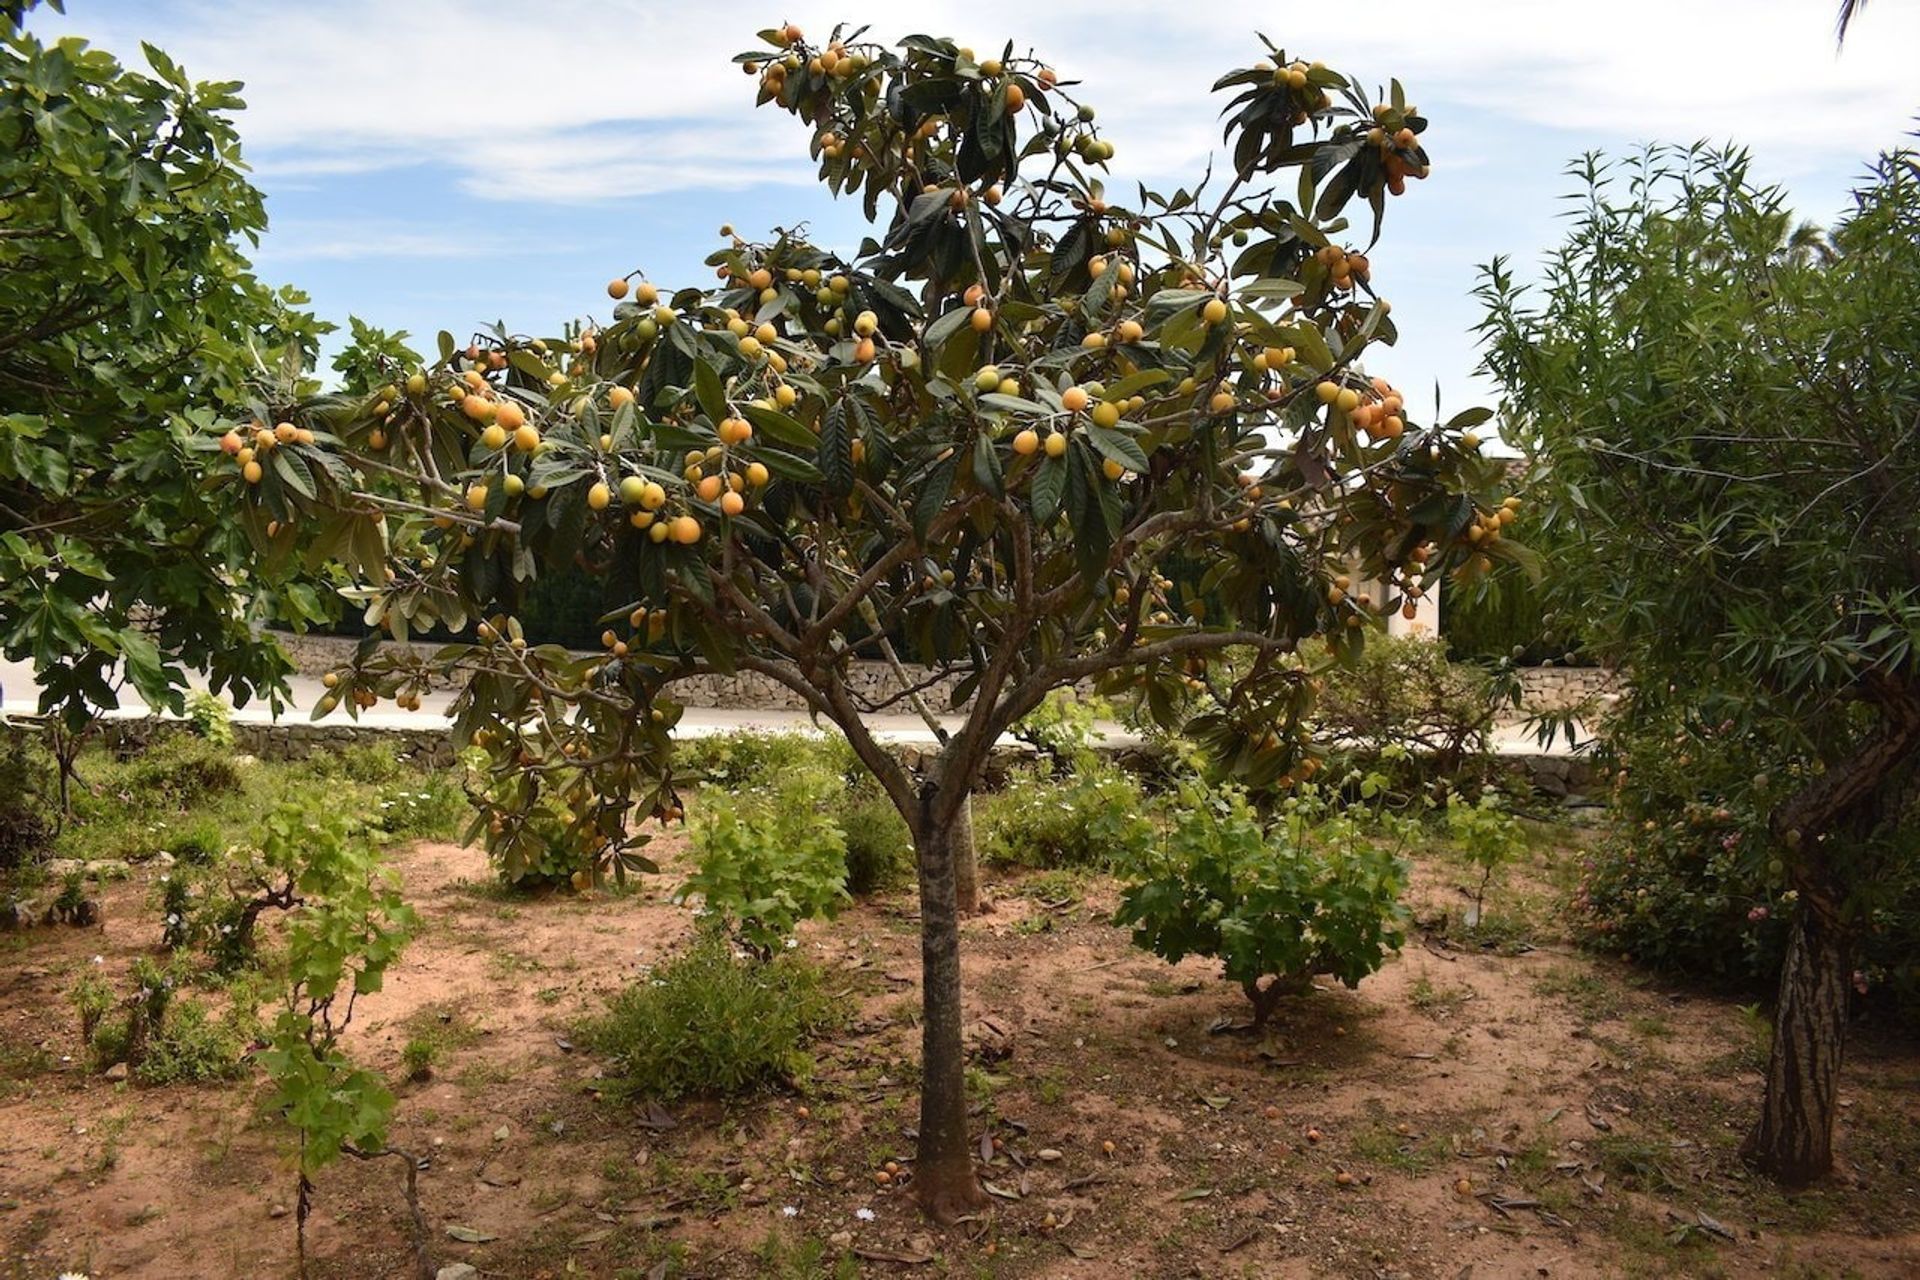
[909,812,986,1221]
[1741,889,1851,1185]
[1744,697,1920,1186]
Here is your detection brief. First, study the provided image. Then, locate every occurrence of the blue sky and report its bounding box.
[33,0,1920,429]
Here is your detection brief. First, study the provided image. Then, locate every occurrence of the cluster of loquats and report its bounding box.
[217,418,316,486]
[1366,100,1431,197]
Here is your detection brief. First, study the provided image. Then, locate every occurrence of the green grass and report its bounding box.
[1406,975,1471,1017]
[4,731,464,877]
[1533,966,1630,1024]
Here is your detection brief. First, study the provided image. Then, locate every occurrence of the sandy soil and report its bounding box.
[2,831,1916,1280]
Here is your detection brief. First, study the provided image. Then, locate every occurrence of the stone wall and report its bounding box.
[98,716,457,769]
[271,631,969,712]
[1515,665,1619,714]
[87,714,1596,800]
[274,632,1619,720]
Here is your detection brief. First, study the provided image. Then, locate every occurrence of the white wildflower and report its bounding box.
[781,1205,798,1218]
[855,1207,876,1221]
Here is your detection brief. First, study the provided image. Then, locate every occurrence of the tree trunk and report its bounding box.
[952,791,979,915]
[910,815,986,1222]
[1742,890,1852,1186]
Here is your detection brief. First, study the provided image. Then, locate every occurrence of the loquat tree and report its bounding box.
[215,22,1513,1219]
[1478,143,1920,1187]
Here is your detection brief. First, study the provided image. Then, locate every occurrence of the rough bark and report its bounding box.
[952,791,979,915]
[910,814,986,1222]
[1742,890,1851,1186]
[1741,692,1920,1186]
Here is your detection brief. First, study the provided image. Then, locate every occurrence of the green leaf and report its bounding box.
[914,455,958,539]
[693,357,729,426]
[1084,424,1150,475]
[819,401,854,497]
[1031,455,1065,524]
[740,403,817,452]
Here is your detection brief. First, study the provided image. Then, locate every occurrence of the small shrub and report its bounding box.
[314,742,407,785]
[70,967,115,1046]
[1116,784,1411,1028]
[680,731,835,792]
[1576,712,1786,986]
[134,997,247,1085]
[119,734,242,810]
[89,1014,131,1069]
[183,691,235,750]
[157,871,195,950]
[588,934,841,1100]
[76,956,243,1080]
[1445,789,1531,922]
[371,776,466,842]
[679,788,849,958]
[1308,634,1509,796]
[400,1037,437,1082]
[53,870,87,918]
[839,788,912,895]
[1011,689,1108,772]
[166,819,224,867]
[255,805,421,1273]
[978,758,1154,870]
[0,732,53,871]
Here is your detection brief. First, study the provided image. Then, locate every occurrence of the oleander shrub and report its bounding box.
[1578,714,1920,1008]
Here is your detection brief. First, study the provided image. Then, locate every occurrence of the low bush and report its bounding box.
[588,934,842,1101]
[115,734,243,810]
[679,785,850,958]
[400,1037,437,1082]
[71,955,248,1083]
[1444,788,1532,922]
[183,690,235,750]
[0,731,53,871]
[977,758,1155,870]
[166,819,225,867]
[678,730,909,898]
[132,997,249,1085]
[1116,783,1412,1028]
[371,776,466,842]
[840,788,913,894]
[1010,689,1109,772]
[313,742,410,785]
[1307,634,1511,797]
[679,731,835,792]
[157,870,195,950]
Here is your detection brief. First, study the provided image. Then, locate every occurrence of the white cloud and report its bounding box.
[256,223,518,262]
[453,121,821,200]
[40,0,1919,204]
[35,0,1915,428]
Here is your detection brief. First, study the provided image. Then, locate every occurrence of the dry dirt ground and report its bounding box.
[2,829,1917,1280]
